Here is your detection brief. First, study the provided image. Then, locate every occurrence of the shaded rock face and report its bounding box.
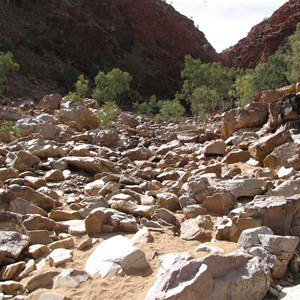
[222,0,300,69]
[0,0,218,99]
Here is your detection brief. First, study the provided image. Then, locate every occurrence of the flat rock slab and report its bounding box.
[48,248,73,267]
[85,235,149,278]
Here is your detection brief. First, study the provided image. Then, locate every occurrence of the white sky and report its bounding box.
[170,0,288,52]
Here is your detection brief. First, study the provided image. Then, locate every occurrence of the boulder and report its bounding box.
[40,94,62,111]
[48,248,73,267]
[248,129,293,162]
[202,139,227,156]
[53,269,90,288]
[180,215,213,241]
[26,271,60,292]
[202,192,236,215]
[9,150,40,172]
[85,236,149,278]
[123,147,153,161]
[221,102,268,139]
[222,149,251,164]
[156,192,180,211]
[9,198,47,217]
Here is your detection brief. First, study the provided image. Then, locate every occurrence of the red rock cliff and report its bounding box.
[222,0,300,69]
[0,0,219,99]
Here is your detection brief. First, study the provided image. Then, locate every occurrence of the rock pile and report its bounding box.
[0,92,300,299]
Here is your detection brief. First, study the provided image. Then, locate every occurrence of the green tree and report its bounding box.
[177,55,234,116]
[95,101,120,128]
[93,68,132,102]
[233,70,255,106]
[133,95,159,115]
[66,74,89,102]
[287,22,300,83]
[156,99,185,121]
[0,51,19,95]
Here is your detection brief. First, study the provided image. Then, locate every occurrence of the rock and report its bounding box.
[131,227,154,245]
[196,244,225,254]
[202,192,236,215]
[28,244,49,259]
[155,140,181,155]
[264,142,300,170]
[9,198,47,217]
[123,147,153,161]
[0,261,26,280]
[61,156,117,175]
[0,231,29,262]
[92,129,120,147]
[0,281,26,296]
[277,166,294,179]
[48,248,73,267]
[237,226,274,250]
[24,176,47,189]
[0,211,27,235]
[248,129,293,162]
[77,237,93,250]
[202,139,226,155]
[29,143,66,158]
[28,230,53,245]
[48,237,74,251]
[266,179,300,197]
[85,235,149,278]
[9,150,40,172]
[39,292,66,300]
[145,252,213,300]
[53,269,90,288]
[40,94,62,111]
[222,149,251,164]
[156,192,180,211]
[221,103,268,139]
[117,112,139,128]
[183,204,209,219]
[45,169,65,182]
[222,178,265,198]
[26,271,60,292]
[0,167,19,181]
[57,101,99,129]
[268,94,300,130]
[49,210,80,221]
[61,220,86,235]
[2,184,56,211]
[17,259,36,280]
[180,215,213,241]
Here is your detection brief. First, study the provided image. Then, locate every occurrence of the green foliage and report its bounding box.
[0,51,19,95]
[93,68,132,102]
[96,101,120,129]
[0,121,23,136]
[286,23,300,83]
[177,55,234,116]
[133,95,159,115]
[66,74,89,102]
[155,99,185,121]
[233,70,255,106]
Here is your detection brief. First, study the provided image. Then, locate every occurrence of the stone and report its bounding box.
[131,227,154,245]
[222,149,251,164]
[156,192,180,211]
[77,237,93,250]
[17,259,36,280]
[0,211,27,235]
[45,169,65,182]
[277,166,294,179]
[0,167,19,181]
[61,156,116,175]
[0,261,26,280]
[183,204,209,219]
[28,230,53,245]
[2,184,56,211]
[92,129,120,147]
[203,139,227,155]
[26,271,60,292]
[9,150,40,172]
[39,292,66,300]
[28,244,49,259]
[221,102,268,139]
[180,215,213,241]
[57,101,99,129]
[9,197,47,217]
[0,281,26,296]
[85,235,149,278]
[145,252,213,300]
[48,237,74,251]
[49,210,80,221]
[123,147,153,161]
[24,176,47,189]
[237,226,274,250]
[29,144,66,158]
[48,248,73,267]
[202,192,236,215]
[0,231,29,262]
[196,244,225,254]
[248,129,292,162]
[53,269,90,288]
[266,179,300,197]
[61,220,86,235]
[40,94,62,111]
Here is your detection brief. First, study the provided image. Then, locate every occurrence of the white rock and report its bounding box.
[48,249,73,267]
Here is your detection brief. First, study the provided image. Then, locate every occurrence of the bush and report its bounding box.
[93,68,132,102]
[0,121,23,136]
[156,99,185,121]
[133,95,159,115]
[177,55,234,115]
[0,51,19,95]
[66,74,89,102]
[95,101,120,129]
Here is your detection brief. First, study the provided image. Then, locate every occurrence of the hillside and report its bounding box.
[0,0,218,100]
[222,0,300,68]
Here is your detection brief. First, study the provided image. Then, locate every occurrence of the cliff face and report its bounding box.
[222,0,300,69]
[0,0,219,100]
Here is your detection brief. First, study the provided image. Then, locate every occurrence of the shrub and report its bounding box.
[66,74,89,102]
[93,68,132,102]
[133,95,159,115]
[0,121,23,136]
[156,99,185,121]
[95,101,120,129]
[0,51,19,95]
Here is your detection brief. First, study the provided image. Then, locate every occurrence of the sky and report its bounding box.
[170,0,288,53]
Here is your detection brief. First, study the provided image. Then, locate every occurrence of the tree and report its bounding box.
[66,74,89,102]
[0,51,19,95]
[93,68,132,102]
[177,55,234,116]
[286,22,300,83]
[156,99,185,121]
